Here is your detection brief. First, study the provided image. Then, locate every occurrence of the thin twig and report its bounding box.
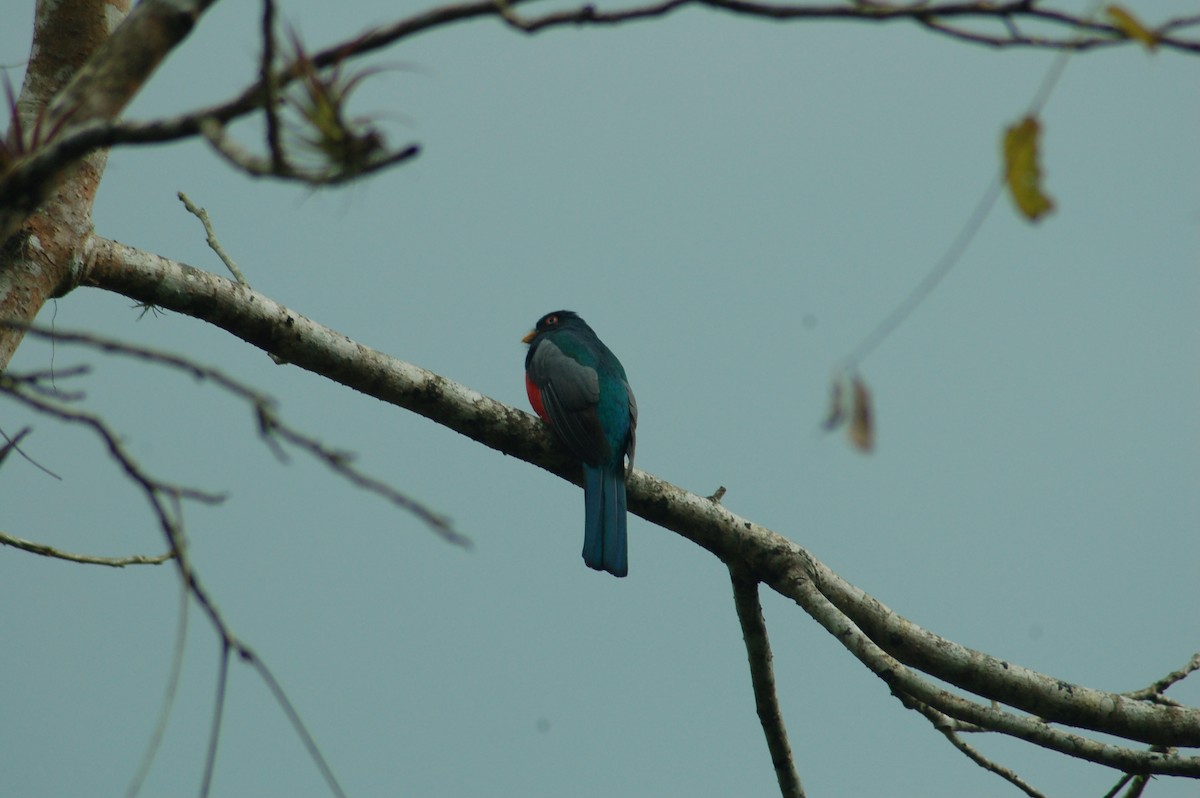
[1120,773,1151,798]
[259,403,467,546]
[0,382,226,507]
[1102,773,1136,798]
[199,631,349,798]
[200,642,232,798]
[0,425,30,466]
[841,177,1004,369]
[729,568,804,798]
[12,1,1199,162]
[0,344,350,795]
[261,0,286,174]
[0,528,174,567]
[1125,652,1200,702]
[839,0,1099,370]
[0,425,59,480]
[4,0,1193,219]
[198,116,420,186]
[899,692,1046,798]
[127,578,190,798]
[177,191,249,286]
[3,322,467,546]
[240,645,349,798]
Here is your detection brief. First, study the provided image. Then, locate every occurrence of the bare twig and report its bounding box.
[0,422,28,460]
[257,403,467,545]
[198,116,420,186]
[1,321,467,546]
[158,507,347,798]
[838,0,1092,375]
[1102,766,1157,798]
[240,645,349,798]
[0,376,226,508]
[177,192,249,286]
[261,0,286,174]
[839,176,1004,370]
[0,425,29,466]
[730,568,804,798]
[1103,773,1136,798]
[1125,652,1200,704]
[0,356,263,798]
[0,425,58,479]
[200,641,232,798]
[0,528,174,567]
[1121,772,1151,798]
[198,632,347,798]
[898,692,1046,798]
[3,366,88,402]
[8,1,1196,190]
[127,579,190,798]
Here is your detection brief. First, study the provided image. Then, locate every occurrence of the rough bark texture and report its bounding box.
[0,0,217,369]
[0,0,126,368]
[80,235,1200,776]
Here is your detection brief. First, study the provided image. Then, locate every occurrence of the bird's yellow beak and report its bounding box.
[521,330,537,344]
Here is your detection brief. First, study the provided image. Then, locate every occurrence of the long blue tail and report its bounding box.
[583,465,628,577]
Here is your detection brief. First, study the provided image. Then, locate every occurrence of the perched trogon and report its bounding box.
[523,310,637,577]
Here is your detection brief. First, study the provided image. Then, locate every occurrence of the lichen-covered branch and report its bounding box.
[80,234,1200,776]
[730,569,805,798]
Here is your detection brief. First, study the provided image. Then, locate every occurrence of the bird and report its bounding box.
[523,310,637,577]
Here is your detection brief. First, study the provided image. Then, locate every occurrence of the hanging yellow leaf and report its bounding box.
[1106,5,1159,52]
[849,375,874,453]
[1003,115,1055,222]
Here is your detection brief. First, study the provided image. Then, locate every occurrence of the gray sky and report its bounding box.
[2,1,1198,796]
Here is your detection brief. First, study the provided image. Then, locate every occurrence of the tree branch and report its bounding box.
[9,1,1198,195]
[730,568,804,798]
[773,558,1200,775]
[808,567,1200,748]
[79,234,1200,776]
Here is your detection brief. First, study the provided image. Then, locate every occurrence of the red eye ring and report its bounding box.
[545,314,559,326]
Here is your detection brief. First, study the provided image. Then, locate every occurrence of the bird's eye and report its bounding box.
[544,314,558,327]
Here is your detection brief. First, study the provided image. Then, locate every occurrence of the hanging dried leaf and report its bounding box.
[1106,5,1159,51]
[1003,115,1055,222]
[823,376,846,431]
[849,376,874,453]
[823,371,874,453]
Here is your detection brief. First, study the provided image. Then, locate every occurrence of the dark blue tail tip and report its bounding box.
[585,558,628,578]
